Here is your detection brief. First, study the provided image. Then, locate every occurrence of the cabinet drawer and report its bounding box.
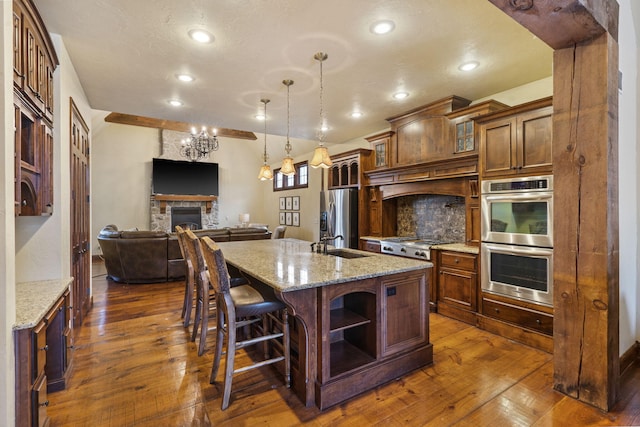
[32,374,49,427]
[482,297,553,335]
[32,320,47,383]
[362,240,381,253]
[440,251,476,271]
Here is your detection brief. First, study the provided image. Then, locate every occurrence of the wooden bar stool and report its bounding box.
[199,236,291,410]
[184,229,218,356]
[175,225,195,328]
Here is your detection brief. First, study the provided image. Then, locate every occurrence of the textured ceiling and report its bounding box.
[33,0,552,147]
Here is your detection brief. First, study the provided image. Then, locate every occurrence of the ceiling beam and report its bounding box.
[104,112,257,140]
[488,0,619,49]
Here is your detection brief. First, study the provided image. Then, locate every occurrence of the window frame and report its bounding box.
[273,161,309,191]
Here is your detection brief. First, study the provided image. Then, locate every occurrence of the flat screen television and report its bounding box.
[152,158,219,196]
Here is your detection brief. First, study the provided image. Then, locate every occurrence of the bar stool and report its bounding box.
[199,236,291,410]
[272,225,286,239]
[184,229,218,356]
[175,225,195,328]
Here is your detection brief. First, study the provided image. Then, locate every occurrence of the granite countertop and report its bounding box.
[431,243,480,255]
[358,236,480,255]
[14,277,74,330]
[216,238,432,293]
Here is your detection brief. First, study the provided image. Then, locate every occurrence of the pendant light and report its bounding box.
[257,99,274,181]
[280,79,296,176]
[309,52,333,169]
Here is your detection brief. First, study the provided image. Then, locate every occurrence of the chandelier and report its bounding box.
[257,99,274,181]
[309,52,333,169]
[181,126,218,161]
[280,79,296,176]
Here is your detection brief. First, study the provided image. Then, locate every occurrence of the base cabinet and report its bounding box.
[15,288,72,427]
[437,251,478,325]
[315,270,431,410]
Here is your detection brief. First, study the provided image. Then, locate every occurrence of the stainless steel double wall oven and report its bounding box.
[480,175,554,307]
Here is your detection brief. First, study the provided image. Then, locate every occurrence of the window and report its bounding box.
[273,161,309,191]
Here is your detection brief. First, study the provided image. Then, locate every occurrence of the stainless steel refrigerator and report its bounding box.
[320,188,359,249]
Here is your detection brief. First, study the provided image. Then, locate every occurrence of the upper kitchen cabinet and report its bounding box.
[13,0,58,216]
[477,97,553,179]
[365,131,394,169]
[446,100,510,156]
[328,149,373,189]
[388,96,471,167]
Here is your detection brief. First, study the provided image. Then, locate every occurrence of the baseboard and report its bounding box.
[620,341,640,375]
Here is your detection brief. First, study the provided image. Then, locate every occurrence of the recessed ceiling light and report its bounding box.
[459,61,479,72]
[351,111,363,118]
[370,20,395,35]
[168,99,183,107]
[188,29,213,44]
[393,91,409,100]
[176,74,195,82]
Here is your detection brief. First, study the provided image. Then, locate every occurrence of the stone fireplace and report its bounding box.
[149,130,221,232]
[150,195,219,232]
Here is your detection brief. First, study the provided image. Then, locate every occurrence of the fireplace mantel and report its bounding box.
[152,195,218,214]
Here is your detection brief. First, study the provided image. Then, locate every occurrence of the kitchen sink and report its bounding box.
[326,249,371,259]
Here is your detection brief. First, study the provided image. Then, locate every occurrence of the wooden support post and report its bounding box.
[552,31,619,411]
[487,0,620,411]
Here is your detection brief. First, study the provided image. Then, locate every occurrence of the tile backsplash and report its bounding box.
[397,195,466,242]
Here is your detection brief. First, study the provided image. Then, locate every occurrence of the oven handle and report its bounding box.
[481,242,553,257]
[482,191,553,202]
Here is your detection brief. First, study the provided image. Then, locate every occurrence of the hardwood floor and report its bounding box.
[47,261,640,426]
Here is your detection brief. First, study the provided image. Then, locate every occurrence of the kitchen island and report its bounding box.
[217,238,433,410]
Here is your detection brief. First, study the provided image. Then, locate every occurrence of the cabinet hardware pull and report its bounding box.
[40,345,49,351]
[454,258,459,263]
[40,400,49,407]
[536,319,541,324]
[494,308,500,313]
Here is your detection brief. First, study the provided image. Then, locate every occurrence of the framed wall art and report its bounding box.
[279,212,286,225]
[279,197,286,210]
[285,197,293,210]
[292,196,300,211]
[292,212,300,227]
[285,212,293,226]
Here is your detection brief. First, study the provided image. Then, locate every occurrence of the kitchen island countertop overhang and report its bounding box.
[216,238,433,292]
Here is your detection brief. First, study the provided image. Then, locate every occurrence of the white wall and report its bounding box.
[1,2,17,425]
[618,0,640,354]
[91,118,271,253]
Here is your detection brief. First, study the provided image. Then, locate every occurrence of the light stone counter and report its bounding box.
[217,238,432,293]
[431,242,480,255]
[15,277,74,330]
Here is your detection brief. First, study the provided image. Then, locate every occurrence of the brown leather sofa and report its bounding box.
[98,224,272,283]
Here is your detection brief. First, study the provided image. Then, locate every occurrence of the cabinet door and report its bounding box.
[396,116,449,166]
[32,374,49,427]
[439,268,477,311]
[13,4,23,87]
[517,107,553,174]
[381,272,428,357]
[480,117,517,177]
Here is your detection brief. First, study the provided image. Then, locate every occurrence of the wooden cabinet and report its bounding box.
[437,250,478,325]
[360,238,381,253]
[365,131,393,169]
[446,100,509,156]
[15,288,72,427]
[387,96,471,167]
[13,0,58,216]
[478,97,553,178]
[315,269,431,409]
[478,292,554,352]
[364,186,397,238]
[327,149,372,189]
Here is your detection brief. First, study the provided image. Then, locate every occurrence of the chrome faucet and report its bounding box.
[320,234,344,254]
